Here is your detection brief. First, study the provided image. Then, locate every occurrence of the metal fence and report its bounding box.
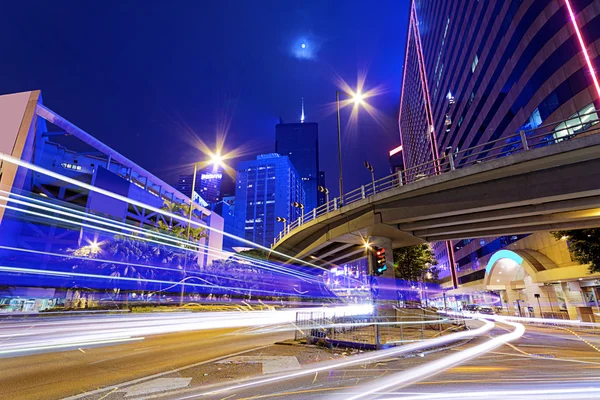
[274,110,600,246]
[293,310,467,348]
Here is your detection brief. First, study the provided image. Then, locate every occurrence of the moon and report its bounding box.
[301,43,306,49]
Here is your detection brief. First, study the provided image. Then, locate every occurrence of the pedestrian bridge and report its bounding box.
[272,122,600,266]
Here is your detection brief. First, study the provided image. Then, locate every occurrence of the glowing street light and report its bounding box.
[181,151,223,306]
[89,240,101,254]
[336,89,367,203]
[210,151,224,167]
[353,91,365,105]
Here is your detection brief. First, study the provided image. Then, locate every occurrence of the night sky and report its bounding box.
[0,1,408,197]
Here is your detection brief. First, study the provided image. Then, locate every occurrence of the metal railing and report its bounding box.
[273,110,600,246]
[294,310,467,348]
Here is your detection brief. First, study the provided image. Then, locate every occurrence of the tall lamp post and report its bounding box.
[336,90,365,204]
[180,153,222,306]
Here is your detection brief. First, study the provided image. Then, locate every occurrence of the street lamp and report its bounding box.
[336,89,365,204]
[292,201,305,224]
[181,152,222,306]
[318,185,329,210]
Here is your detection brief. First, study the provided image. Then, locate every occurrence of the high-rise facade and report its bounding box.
[176,166,223,206]
[399,0,600,288]
[275,122,320,212]
[199,168,223,204]
[233,154,305,247]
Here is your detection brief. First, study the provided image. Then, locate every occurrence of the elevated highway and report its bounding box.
[273,132,600,268]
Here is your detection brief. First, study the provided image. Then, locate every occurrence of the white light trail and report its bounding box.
[342,321,524,400]
[0,194,323,283]
[385,387,600,400]
[188,320,494,398]
[0,153,330,272]
[0,306,373,357]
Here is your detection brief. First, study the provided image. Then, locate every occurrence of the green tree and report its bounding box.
[393,244,439,283]
[239,248,270,261]
[552,229,600,273]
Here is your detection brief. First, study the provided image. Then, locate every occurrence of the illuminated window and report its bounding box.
[471,54,479,73]
[553,103,599,142]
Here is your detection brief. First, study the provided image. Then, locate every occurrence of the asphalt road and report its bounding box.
[0,315,290,400]
[3,314,600,400]
[157,322,600,400]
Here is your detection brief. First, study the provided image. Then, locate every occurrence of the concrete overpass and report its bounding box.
[272,132,600,269]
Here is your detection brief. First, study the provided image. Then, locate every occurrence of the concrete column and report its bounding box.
[368,236,397,318]
[505,288,523,316]
[560,281,586,320]
[524,276,558,317]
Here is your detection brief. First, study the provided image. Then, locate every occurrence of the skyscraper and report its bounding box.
[276,121,320,212]
[399,1,600,291]
[233,154,304,247]
[176,166,223,206]
[175,174,209,207]
[199,167,223,203]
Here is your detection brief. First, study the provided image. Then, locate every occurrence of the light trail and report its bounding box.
[0,245,281,291]
[0,193,322,283]
[0,153,333,272]
[0,265,297,298]
[443,310,600,329]
[342,321,525,399]
[186,320,494,398]
[385,387,600,400]
[0,306,372,357]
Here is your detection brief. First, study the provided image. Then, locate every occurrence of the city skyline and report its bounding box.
[2,1,600,399]
[0,1,408,198]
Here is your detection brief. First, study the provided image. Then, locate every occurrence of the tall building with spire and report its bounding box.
[275,100,323,213]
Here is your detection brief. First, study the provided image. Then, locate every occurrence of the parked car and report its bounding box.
[463,304,479,313]
[477,306,496,315]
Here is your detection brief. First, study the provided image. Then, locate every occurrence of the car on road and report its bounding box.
[462,304,479,313]
[477,306,496,315]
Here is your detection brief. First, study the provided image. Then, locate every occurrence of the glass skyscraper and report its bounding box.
[399,0,600,289]
[275,121,322,212]
[176,166,223,206]
[233,154,305,247]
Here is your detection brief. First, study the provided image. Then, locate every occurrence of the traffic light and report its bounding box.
[372,246,387,275]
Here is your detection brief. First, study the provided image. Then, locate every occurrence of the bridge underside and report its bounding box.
[274,134,600,267]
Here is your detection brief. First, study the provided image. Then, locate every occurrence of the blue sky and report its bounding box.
[0,0,409,195]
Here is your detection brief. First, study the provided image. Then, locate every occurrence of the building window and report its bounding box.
[471,54,479,73]
[553,103,599,142]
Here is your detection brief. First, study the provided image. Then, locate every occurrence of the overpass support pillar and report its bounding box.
[524,277,558,317]
[369,236,397,318]
[560,281,586,320]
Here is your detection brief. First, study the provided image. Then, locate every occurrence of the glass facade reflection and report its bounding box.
[399,0,600,287]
